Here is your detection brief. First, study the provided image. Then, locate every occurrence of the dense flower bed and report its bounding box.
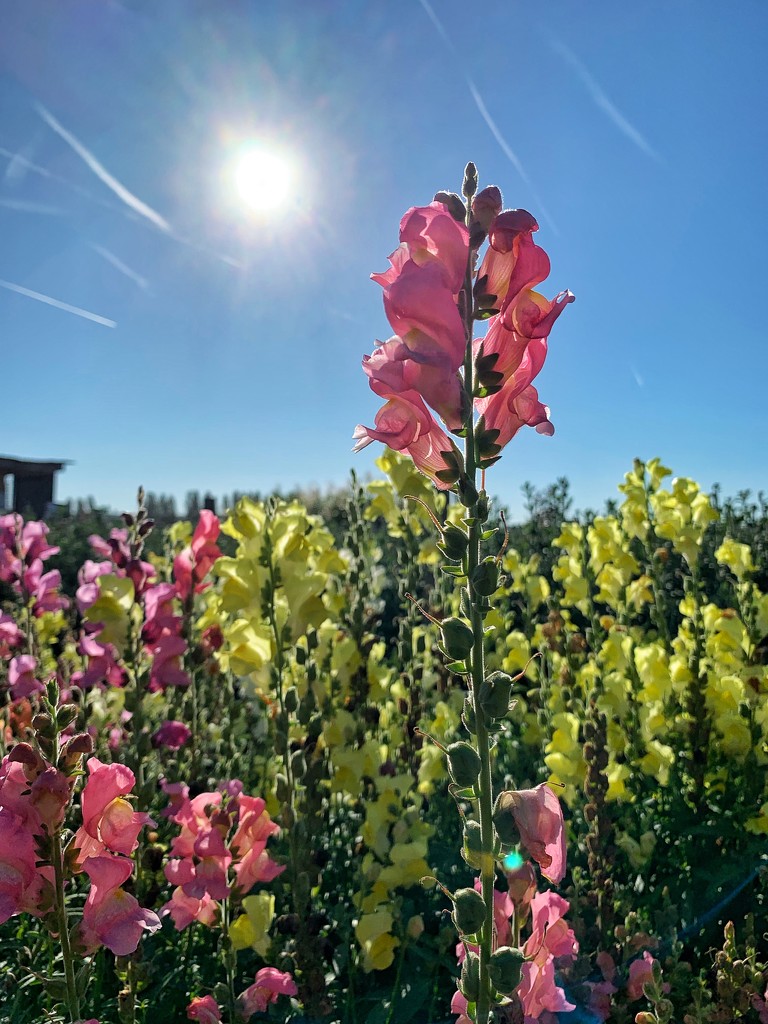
[0,454,766,1023]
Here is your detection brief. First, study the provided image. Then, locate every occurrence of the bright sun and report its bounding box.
[234,143,296,213]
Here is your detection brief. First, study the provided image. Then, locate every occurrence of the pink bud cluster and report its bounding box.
[161,781,284,929]
[354,193,573,483]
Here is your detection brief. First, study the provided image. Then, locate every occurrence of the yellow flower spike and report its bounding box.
[84,575,135,652]
[646,458,672,490]
[355,910,399,973]
[229,893,275,954]
[605,761,631,802]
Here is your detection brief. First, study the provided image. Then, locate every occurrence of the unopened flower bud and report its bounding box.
[472,186,502,231]
[56,704,79,729]
[439,523,468,561]
[433,190,466,222]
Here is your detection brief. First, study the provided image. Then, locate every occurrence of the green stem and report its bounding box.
[52,830,81,1021]
[459,172,495,1024]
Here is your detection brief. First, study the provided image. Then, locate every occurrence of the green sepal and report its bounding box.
[440,565,467,578]
[445,660,468,674]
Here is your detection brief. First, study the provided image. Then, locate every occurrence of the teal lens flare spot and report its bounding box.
[502,851,524,871]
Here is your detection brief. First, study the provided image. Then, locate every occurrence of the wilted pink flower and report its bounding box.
[187,995,222,1023]
[28,767,72,830]
[7,655,43,701]
[153,720,192,750]
[174,511,221,601]
[627,951,656,1001]
[237,967,297,1018]
[78,855,161,955]
[505,861,538,925]
[74,758,154,863]
[496,783,566,884]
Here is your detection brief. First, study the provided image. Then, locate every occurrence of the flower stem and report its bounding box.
[52,829,81,1022]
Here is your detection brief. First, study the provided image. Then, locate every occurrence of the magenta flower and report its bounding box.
[476,382,554,452]
[0,612,24,653]
[363,338,464,431]
[174,510,221,601]
[163,886,218,930]
[78,855,161,955]
[397,201,470,292]
[187,995,222,1023]
[153,719,192,750]
[74,758,154,863]
[237,967,297,1018]
[0,808,45,924]
[450,989,472,1024]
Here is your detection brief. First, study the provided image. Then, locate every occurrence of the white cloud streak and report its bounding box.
[630,364,644,388]
[0,278,116,327]
[36,103,173,232]
[0,197,67,215]
[550,39,663,162]
[89,242,149,291]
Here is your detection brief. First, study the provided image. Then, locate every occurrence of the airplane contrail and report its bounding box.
[0,197,67,215]
[416,0,558,233]
[36,103,173,232]
[89,242,149,290]
[0,278,116,327]
[550,39,663,162]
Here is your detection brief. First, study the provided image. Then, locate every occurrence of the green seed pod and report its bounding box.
[457,475,479,509]
[488,946,525,995]
[492,791,520,846]
[284,687,299,713]
[452,887,486,935]
[471,557,499,597]
[290,750,307,780]
[478,671,513,722]
[476,492,490,523]
[275,773,290,804]
[462,820,484,868]
[447,742,481,788]
[441,618,474,660]
[462,696,477,734]
[439,523,469,561]
[460,952,481,1002]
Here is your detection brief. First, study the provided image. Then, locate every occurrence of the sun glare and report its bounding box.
[234,143,296,214]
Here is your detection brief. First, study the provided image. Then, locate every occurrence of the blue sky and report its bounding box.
[1,0,766,519]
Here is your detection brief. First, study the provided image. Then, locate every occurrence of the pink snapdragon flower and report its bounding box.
[450,990,472,1024]
[353,391,460,490]
[363,337,464,431]
[523,891,578,965]
[174,510,221,601]
[7,655,44,700]
[476,383,554,452]
[0,807,46,923]
[231,795,285,892]
[78,855,161,955]
[237,967,297,1018]
[397,201,469,293]
[0,612,24,655]
[74,758,154,863]
[518,958,575,1020]
[164,886,219,930]
[71,630,126,689]
[627,950,656,1001]
[187,995,222,1023]
[496,783,566,884]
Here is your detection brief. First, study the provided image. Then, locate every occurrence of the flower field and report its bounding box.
[1,454,766,1023]
[1,174,767,1024]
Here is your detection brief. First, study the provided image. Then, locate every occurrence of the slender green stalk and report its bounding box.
[52,829,81,1022]
[459,165,495,1024]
